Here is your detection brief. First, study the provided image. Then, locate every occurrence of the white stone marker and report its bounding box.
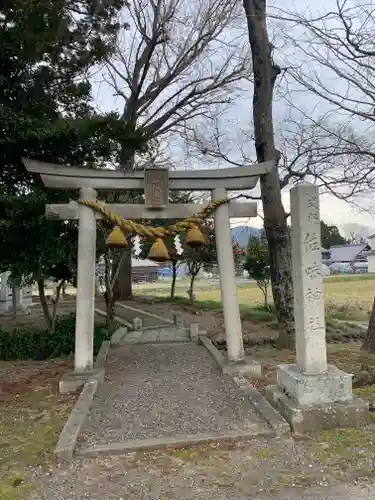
[291,183,327,375]
[132,317,143,331]
[74,187,97,372]
[212,188,244,362]
[0,272,10,313]
[276,184,353,406]
[189,323,199,342]
[0,272,31,313]
[173,313,184,330]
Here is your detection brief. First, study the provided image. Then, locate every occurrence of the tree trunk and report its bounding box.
[243,0,294,348]
[112,246,132,301]
[104,290,116,331]
[363,297,375,353]
[113,132,137,300]
[170,261,177,299]
[50,279,64,334]
[104,251,116,331]
[263,283,269,310]
[37,279,52,331]
[188,273,197,302]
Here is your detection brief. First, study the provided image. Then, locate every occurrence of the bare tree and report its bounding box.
[192,104,375,202]
[277,108,375,200]
[174,0,375,348]
[269,1,375,197]
[242,0,294,347]
[274,1,375,125]
[104,0,250,299]
[272,0,375,351]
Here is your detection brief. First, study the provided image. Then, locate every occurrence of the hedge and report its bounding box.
[0,313,111,361]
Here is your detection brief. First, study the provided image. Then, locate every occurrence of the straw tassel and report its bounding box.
[106,226,128,248]
[186,225,206,248]
[148,237,170,262]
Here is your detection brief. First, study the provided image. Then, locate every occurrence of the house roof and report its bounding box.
[328,244,368,263]
[131,258,159,268]
[96,257,160,269]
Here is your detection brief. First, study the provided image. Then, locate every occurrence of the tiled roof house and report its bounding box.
[322,244,369,265]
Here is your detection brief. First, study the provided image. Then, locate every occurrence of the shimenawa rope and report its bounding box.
[77,198,229,238]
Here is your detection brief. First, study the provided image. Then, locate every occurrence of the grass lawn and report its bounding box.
[141,274,375,322]
[0,360,76,500]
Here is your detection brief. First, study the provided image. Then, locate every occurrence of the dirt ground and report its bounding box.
[1,295,375,499]
[248,343,375,398]
[28,432,375,500]
[0,297,107,331]
[0,296,147,331]
[8,374,375,500]
[0,357,76,499]
[125,296,365,343]
[1,347,375,500]
[0,294,246,338]
[122,296,277,339]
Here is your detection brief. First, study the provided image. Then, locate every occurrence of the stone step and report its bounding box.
[120,326,192,344]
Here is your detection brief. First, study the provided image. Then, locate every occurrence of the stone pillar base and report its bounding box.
[266,363,369,433]
[199,335,262,377]
[266,385,370,433]
[222,356,262,377]
[277,364,353,406]
[59,368,104,394]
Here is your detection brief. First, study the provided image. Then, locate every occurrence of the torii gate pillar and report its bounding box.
[213,188,244,362]
[75,187,97,372]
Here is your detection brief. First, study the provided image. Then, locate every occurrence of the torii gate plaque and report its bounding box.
[144,168,169,210]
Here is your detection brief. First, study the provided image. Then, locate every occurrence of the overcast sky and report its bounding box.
[232,189,375,233]
[91,0,375,235]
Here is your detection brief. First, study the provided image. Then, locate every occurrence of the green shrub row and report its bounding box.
[0,313,111,361]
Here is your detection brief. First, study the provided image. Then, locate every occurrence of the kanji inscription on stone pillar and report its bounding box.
[144,168,169,209]
[290,183,327,375]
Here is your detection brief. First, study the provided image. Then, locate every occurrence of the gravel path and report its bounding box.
[78,343,269,448]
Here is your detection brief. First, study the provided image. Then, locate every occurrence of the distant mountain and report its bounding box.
[231,226,261,248]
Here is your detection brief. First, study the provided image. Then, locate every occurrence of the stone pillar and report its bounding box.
[173,313,184,330]
[277,184,351,404]
[266,184,369,432]
[75,187,97,372]
[212,188,244,362]
[291,184,327,375]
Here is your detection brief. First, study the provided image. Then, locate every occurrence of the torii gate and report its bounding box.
[23,158,274,385]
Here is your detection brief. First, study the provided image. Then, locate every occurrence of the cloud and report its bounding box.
[231,189,375,231]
